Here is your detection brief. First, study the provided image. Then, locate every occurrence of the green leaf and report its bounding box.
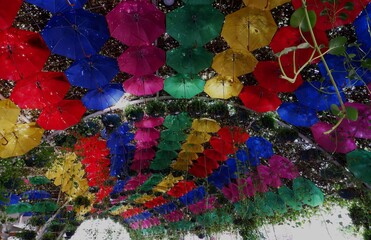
[338,12,348,20]
[329,36,347,55]
[290,8,317,32]
[361,58,371,70]
[344,2,354,10]
[345,106,358,121]
[330,104,342,117]
[320,8,329,16]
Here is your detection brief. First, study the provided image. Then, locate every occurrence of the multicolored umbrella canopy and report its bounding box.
[106,0,165,46]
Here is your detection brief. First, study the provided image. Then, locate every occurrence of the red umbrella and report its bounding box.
[0,0,22,30]
[144,196,167,209]
[239,86,282,113]
[167,180,196,198]
[134,148,156,161]
[106,0,165,46]
[218,126,249,145]
[124,174,150,191]
[134,128,161,142]
[253,61,303,93]
[0,28,50,81]
[118,46,165,76]
[204,149,228,162]
[135,116,164,128]
[189,163,214,178]
[123,75,164,96]
[122,207,144,219]
[75,136,110,157]
[10,72,70,109]
[209,137,235,155]
[130,159,151,172]
[36,100,86,130]
[194,155,220,169]
[311,122,357,154]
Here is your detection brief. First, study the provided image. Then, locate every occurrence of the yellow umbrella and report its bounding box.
[171,159,193,171]
[221,7,277,52]
[178,151,199,161]
[0,99,20,133]
[134,194,156,204]
[181,143,204,153]
[243,0,290,10]
[110,205,132,215]
[204,75,243,99]
[153,174,183,193]
[191,118,221,133]
[187,131,211,144]
[212,49,258,77]
[0,122,44,158]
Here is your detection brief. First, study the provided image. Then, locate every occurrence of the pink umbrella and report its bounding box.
[134,148,156,160]
[222,183,240,203]
[130,159,151,172]
[257,165,282,188]
[311,122,357,154]
[124,174,150,191]
[123,75,164,96]
[118,45,165,76]
[163,210,184,222]
[338,102,371,139]
[130,222,140,230]
[269,155,299,180]
[189,196,217,215]
[135,116,164,128]
[106,1,165,46]
[136,140,158,149]
[134,128,161,141]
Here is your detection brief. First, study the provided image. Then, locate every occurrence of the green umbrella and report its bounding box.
[254,195,274,217]
[346,149,371,184]
[293,177,324,207]
[166,46,213,74]
[234,201,255,219]
[158,141,182,151]
[167,5,224,47]
[164,74,205,99]
[150,157,172,170]
[264,191,287,214]
[163,112,192,130]
[32,201,58,213]
[29,176,51,185]
[155,150,178,160]
[160,130,187,141]
[139,174,164,192]
[278,186,302,210]
[6,202,32,214]
[127,193,141,202]
[182,0,215,4]
[169,220,193,231]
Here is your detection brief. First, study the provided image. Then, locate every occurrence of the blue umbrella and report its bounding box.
[110,154,128,177]
[318,54,350,88]
[102,113,122,129]
[277,102,319,127]
[345,46,371,86]
[111,178,130,195]
[246,137,274,166]
[21,190,51,200]
[41,9,109,60]
[0,194,20,206]
[225,158,238,177]
[153,202,177,215]
[65,55,119,89]
[354,4,371,52]
[82,84,124,110]
[125,212,152,223]
[25,0,87,14]
[207,166,232,189]
[179,186,206,206]
[295,81,347,111]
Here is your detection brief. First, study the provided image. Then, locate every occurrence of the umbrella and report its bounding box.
[171,158,193,171]
[6,202,33,214]
[277,102,319,127]
[204,149,228,162]
[0,28,50,81]
[153,202,177,215]
[135,116,164,128]
[134,148,156,161]
[65,55,119,89]
[311,122,356,154]
[106,1,165,46]
[32,201,58,213]
[192,118,221,133]
[41,9,109,60]
[29,176,51,185]
[346,149,371,184]
[218,126,249,145]
[179,187,206,205]
[161,130,187,141]
[0,0,22,30]
[163,113,192,130]
[139,174,164,192]
[25,0,87,14]
[278,186,302,210]
[144,196,167,209]
[239,86,282,113]
[295,81,347,111]
[21,190,51,200]
[253,61,304,93]
[189,196,217,215]
[134,128,160,142]
[153,174,184,193]
[118,45,165,76]
[243,0,290,10]
[0,99,20,133]
[186,131,211,144]
[167,181,196,198]
[181,143,204,153]
[158,141,181,151]
[212,49,258,77]
[163,210,184,222]
[82,84,124,110]
[124,174,150,191]
[136,140,158,150]
[182,0,214,4]
[10,72,70,109]
[204,75,243,99]
[293,177,324,207]
[269,155,299,180]
[0,194,19,206]
[209,137,235,155]
[37,100,86,130]
[164,74,205,99]
[166,46,213,74]
[178,151,198,161]
[166,5,224,47]
[123,75,164,96]
[221,7,277,52]
[338,102,371,139]
[0,123,44,158]
[207,166,233,189]
[189,162,216,178]
[354,4,371,52]
[246,136,274,166]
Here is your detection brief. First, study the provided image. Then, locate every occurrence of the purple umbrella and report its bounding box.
[311,122,357,154]
[338,102,371,139]
[269,155,299,180]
